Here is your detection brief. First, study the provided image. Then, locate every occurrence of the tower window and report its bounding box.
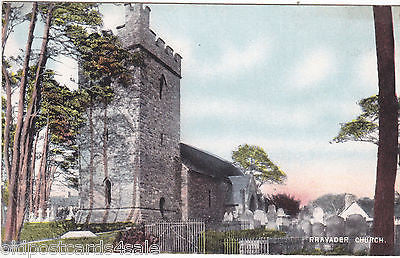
[208,190,211,208]
[104,178,112,206]
[159,197,165,218]
[159,75,166,100]
[160,133,165,146]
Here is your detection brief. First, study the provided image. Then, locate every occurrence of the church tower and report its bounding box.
[76,3,182,223]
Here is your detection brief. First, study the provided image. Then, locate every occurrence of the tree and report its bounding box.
[265,193,300,217]
[370,6,398,255]
[2,2,103,241]
[232,144,286,186]
[331,95,380,145]
[331,6,398,255]
[309,193,356,215]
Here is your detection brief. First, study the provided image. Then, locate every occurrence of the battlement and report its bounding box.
[117,3,182,77]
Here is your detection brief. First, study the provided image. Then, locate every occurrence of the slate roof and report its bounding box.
[180,143,243,178]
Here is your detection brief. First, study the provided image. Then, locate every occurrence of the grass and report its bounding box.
[19,220,76,242]
[11,232,120,254]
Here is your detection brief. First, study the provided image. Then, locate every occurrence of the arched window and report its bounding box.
[104,178,111,206]
[249,195,256,212]
[159,197,165,218]
[159,75,166,100]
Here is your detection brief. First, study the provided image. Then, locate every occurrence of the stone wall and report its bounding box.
[76,3,182,223]
[181,165,231,222]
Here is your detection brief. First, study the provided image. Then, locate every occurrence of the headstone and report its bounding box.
[44,208,51,222]
[37,208,43,222]
[66,206,74,220]
[312,207,324,224]
[345,214,368,237]
[28,212,35,222]
[240,210,254,229]
[312,222,325,237]
[254,209,267,226]
[266,205,278,230]
[49,206,56,221]
[300,220,312,237]
[325,215,345,237]
[223,212,233,222]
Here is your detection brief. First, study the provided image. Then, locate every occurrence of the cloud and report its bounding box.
[182,97,319,131]
[356,51,378,94]
[290,47,336,89]
[192,39,270,77]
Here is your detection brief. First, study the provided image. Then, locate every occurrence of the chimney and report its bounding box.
[344,193,356,210]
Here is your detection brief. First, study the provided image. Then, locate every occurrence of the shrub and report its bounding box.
[265,193,301,217]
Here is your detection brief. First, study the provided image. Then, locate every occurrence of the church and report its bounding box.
[75,3,261,224]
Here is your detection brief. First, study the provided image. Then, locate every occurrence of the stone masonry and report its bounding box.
[75,4,182,224]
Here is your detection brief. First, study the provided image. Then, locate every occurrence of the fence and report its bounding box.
[224,237,305,254]
[145,220,206,254]
[207,220,252,232]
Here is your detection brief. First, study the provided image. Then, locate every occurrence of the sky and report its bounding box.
[3,2,400,205]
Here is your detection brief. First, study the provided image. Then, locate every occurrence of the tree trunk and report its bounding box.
[35,123,50,217]
[13,4,54,240]
[3,3,38,242]
[370,6,398,256]
[2,3,12,181]
[2,3,11,56]
[29,132,39,215]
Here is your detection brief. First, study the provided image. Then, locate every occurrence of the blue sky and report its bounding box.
[127,4,400,203]
[4,2,400,203]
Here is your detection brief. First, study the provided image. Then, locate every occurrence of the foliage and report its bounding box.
[309,193,354,215]
[205,228,285,254]
[113,224,159,253]
[19,220,76,242]
[265,193,300,217]
[332,95,400,145]
[232,144,286,185]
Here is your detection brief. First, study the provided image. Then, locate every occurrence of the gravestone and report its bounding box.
[312,222,325,237]
[266,205,278,230]
[37,208,43,222]
[312,207,324,224]
[240,210,255,229]
[223,211,233,222]
[345,214,369,254]
[254,209,267,226]
[300,219,312,237]
[345,214,368,237]
[325,215,345,237]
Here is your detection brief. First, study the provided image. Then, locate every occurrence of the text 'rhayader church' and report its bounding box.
[75,3,261,224]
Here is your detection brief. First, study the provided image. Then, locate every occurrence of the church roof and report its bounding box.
[180,143,243,178]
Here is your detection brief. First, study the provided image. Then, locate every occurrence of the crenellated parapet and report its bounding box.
[117,3,182,77]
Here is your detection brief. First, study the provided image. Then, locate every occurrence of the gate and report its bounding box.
[145,220,206,253]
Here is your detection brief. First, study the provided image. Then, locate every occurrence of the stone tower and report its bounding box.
[75,3,182,223]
